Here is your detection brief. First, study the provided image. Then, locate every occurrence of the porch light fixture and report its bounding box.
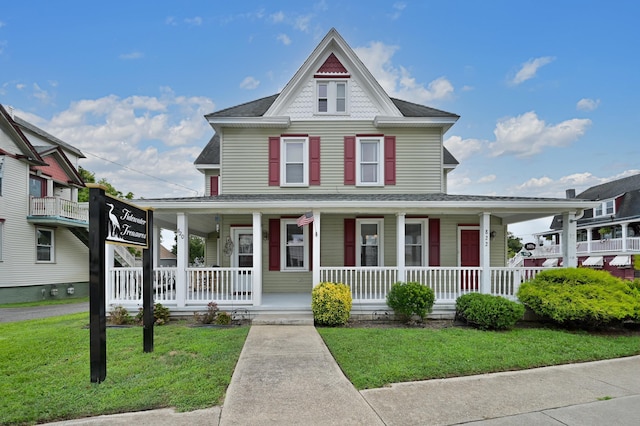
[263,231,269,241]
[490,230,497,240]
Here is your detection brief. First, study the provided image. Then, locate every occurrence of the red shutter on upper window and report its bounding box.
[209,176,219,196]
[309,136,321,185]
[344,136,356,185]
[428,218,440,266]
[344,218,356,266]
[268,137,280,186]
[384,135,396,185]
[269,219,281,271]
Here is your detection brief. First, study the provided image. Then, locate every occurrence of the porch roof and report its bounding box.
[134,193,597,236]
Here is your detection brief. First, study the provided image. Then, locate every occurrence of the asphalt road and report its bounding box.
[0,302,89,323]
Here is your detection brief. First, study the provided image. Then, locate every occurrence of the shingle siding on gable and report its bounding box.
[221,124,443,194]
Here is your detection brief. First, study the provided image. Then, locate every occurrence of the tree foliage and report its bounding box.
[171,235,205,264]
[78,166,134,202]
[507,232,523,258]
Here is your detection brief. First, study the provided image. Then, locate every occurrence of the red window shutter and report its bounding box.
[384,135,396,185]
[269,219,281,271]
[344,218,356,266]
[209,176,219,196]
[268,137,280,186]
[309,136,321,185]
[344,136,356,185]
[428,218,440,266]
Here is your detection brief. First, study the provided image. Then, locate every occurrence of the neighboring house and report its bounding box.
[111,28,597,314]
[0,105,89,303]
[519,173,640,280]
[159,245,177,267]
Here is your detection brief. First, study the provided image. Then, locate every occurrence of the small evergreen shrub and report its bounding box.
[456,293,525,330]
[215,311,232,325]
[109,305,133,325]
[136,303,171,326]
[386,281,435,322]
[517,268,640,328]
[311,282,352,326]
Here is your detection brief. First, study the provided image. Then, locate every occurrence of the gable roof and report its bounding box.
[194,133,220,166]
[13,115,85,159]
[576,173,640,201]
[0,104,46,165]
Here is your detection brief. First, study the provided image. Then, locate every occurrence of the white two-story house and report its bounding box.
[0,105,89,303]
[110,28,597,315]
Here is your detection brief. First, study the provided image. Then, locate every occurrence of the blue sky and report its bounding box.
[1,1,639,242]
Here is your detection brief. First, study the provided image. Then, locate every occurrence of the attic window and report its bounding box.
[594,200,614,217]
[316,81,347,114]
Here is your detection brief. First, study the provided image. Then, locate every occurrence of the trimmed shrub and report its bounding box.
[386,281,435,322]
[136,303,171,326]
[312,282,352,326]
[216,311,232,325]
[456,293,525,330]
[517,268,640,328]
[109,305,133,325]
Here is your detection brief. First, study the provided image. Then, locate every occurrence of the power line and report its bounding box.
[83,150,200,195]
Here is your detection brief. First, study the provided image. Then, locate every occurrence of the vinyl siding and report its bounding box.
[221,123,443,194]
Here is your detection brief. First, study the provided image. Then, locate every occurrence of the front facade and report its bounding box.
[520,174,640,280]
[0,105,89,303]
[110,29,597,314]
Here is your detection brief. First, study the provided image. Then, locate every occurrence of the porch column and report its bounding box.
[479,212,491,294]
[152,225,160,268]
[252,212,262,306]
[176,213,188,308]
[396,213,406,283]
[586,226,593,254]
[312,210,321,287]
[105,243,114,306]
[562,212,578,267]
[621,223,628,252]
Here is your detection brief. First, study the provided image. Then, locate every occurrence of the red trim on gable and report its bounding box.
[309,136,321,185]
[269,219,281,271]
[344,136,356,185]
[384,136,396,185]
[344,218,356,267]
[315,52,350,75]
[32,155,71,183]
[209,176,219,196]
[428,218,440,266]
[268,137,280,186]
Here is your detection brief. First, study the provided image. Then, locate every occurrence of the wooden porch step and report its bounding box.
[252,313,314,326]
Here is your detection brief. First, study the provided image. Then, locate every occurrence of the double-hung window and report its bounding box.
[281,219,308,271]
[36,227,54,262]
[316,81,347,114]
[356,136,384,186]
[281,137,308,186]
[594,200,615,217]
[405,220,427,266]
[357,219,383,266]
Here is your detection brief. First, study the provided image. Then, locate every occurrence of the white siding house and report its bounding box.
[0,105,89,303]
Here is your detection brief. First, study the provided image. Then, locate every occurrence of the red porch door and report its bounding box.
[460,229,480,290]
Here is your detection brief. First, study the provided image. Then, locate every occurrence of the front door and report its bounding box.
[460,229,480,290]
[232,228,253,295]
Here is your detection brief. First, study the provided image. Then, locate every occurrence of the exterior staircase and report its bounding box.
[69,227,89,248]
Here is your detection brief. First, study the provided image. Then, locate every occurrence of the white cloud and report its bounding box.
[16,83,25,90]
[17,91,216,198]
[314,1,328,12]
[119,51,143,60]
[390,2,407,20]
[277,33,291,45]
[489,111,591,157]
[354,41,454,104]
[444,135,485,162]
[0,21,5,28]
[270,11,285,23]
[32,83,52,103]
[509,56,555,85]
[0,40,7,54]
[165,16,177,26]
[478,174,496,184]
[184,16,203,26]
[294,15,311,32]
[240,76,260,90]
[576,98,600,111]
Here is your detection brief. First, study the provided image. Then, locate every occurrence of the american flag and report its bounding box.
[296,211,314,227]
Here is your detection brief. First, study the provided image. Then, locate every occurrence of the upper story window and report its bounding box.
[594,199,615,217]
[29,176,46,198]
[316,81,347,114]
[281,137,308,186]
[357,218,384,266]
[281,219,309,271]
[36,227,54,262]
[356,136,384,186]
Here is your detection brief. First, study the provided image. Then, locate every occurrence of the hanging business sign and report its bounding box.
[523,242,537,251]
[104,195,149,248]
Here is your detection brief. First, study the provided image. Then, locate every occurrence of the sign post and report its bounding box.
[88,184,151,383]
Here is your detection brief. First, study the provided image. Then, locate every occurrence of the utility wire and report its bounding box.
[83,150,200,195]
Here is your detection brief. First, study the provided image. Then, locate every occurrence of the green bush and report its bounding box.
[311,282,352,326]
[517,268,640,327]
[386,282,435,322]
[456,293,525,330]
[109,305,133,325]
[215,311,232,325]
[194,302,219,324]
[136,303,171,326]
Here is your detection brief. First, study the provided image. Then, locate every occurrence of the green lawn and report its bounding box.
[318,326,640,389]
[0,313,249,425]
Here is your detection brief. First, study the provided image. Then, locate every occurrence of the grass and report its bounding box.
[0,296,89,308]
[0,313,249,426]
[317,326,640,390]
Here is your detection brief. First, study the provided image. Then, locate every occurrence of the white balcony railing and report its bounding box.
[30,197,88,223]
[530,237,640,256]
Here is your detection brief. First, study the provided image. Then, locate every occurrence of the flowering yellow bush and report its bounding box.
[311,282,352,326]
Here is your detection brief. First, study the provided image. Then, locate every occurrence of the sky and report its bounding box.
[1,0,639,244]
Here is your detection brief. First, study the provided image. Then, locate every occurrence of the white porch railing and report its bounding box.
[30,196,89,222]
[320,267,398,302]
[531,237,640,256]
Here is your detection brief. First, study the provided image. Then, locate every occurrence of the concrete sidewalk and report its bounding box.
[41,324,640,425]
